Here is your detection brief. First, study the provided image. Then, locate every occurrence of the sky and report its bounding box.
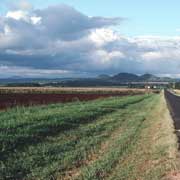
[0,0,180,78]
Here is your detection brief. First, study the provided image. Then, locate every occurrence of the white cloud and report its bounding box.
[4,25,12,34]
[141,51,164,60]
[89,28,119,46]
[6,10,42,25]
[141,50,180,61]
[6,10,28,21]
[109,51,125,59]
[30,16,42,25]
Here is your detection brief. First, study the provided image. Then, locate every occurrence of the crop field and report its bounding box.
[0,87,157,110]
[0,91,179,180]
[0,87,158,94]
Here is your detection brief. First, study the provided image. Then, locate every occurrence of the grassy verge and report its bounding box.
[106,92,180,180]
[82,91,179,180]
[71,92,179,180]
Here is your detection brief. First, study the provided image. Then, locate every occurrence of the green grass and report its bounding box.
[79,95,156,180]
[0,93,176,180]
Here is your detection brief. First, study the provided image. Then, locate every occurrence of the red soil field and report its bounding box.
[0,87,160,109]
[0,91,146,110]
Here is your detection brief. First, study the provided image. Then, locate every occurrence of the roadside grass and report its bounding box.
[107,92,180,180]
[0,94,150,179]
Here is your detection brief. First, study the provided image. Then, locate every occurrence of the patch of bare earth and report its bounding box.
[165,172,180,180]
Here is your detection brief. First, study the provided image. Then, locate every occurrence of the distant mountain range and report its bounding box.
[97,73,173,82]
[0,73,175,87]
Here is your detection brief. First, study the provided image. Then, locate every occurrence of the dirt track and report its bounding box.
[164,90,180,147]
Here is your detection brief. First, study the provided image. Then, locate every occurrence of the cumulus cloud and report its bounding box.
[6,10,28,20]
[0,3,180,77]
[33,4,121,41]
[89,28,120,47]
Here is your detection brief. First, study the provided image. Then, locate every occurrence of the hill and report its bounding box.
[112,73,139,82]
[0,73,173,87]
[111,73,172,82]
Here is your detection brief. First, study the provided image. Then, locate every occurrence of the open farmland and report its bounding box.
[0,87,154,94]
[0,87,157,109]
[0,92,179,180]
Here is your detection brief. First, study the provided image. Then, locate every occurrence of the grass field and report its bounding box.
[0,92,179,179]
